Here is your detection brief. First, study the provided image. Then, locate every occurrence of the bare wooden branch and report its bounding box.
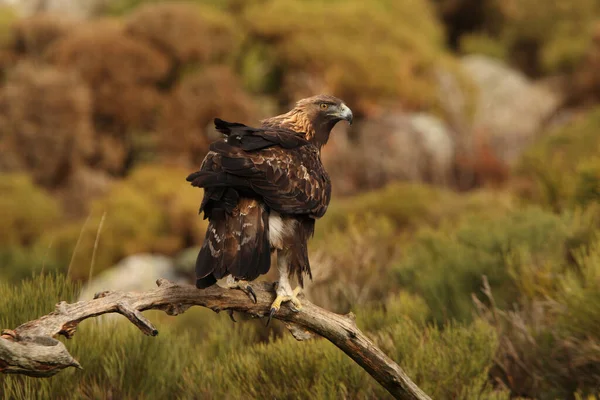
[0,279,430,400]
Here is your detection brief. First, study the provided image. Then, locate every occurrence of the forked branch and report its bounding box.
[0,279,430,400]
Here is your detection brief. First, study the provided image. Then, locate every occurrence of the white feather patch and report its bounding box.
[269,211,295,249]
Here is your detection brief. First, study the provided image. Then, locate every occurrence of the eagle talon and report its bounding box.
[267,293,285,326]
[231,280,256,304]
[267,306,279,327]
[245,285,257,304]
[227,309,237,323]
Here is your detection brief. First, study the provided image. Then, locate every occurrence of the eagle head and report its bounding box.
[286,94,353,148]
[261,94,353,148]
[296,94,353,126]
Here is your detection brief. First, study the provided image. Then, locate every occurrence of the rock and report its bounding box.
[461,55,562,165]
[172,247,200,279]
[3,0,108,19]
[78,254,185,301]
[323,112,455,195]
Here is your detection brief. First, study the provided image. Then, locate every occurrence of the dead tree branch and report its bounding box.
[0,279,431,400]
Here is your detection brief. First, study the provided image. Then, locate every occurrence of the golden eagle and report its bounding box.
[186,95,352,324]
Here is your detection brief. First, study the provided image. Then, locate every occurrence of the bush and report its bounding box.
[515,108,600,211]
[0,174,62,247]
[476,239,600,398]
[46,20,168,175]
[159,65,257,166]
[0,62,94,187]
[240,0,471,115]
[393,206,585,323]
[0,174,64,281]
[376,319,501,399]
[317,182,514,240]
[125,2,239,68]
[457,0,599,76]
[48,165,208,280]
[574,158,600,208]
[9,14,77,59]
[307,214,400,313]
[104,0,239,16]
[0,5,17,47]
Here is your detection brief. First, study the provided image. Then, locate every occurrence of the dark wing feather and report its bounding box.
[187,120,331,218]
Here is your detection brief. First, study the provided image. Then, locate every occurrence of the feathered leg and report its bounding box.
[267,249,302,326]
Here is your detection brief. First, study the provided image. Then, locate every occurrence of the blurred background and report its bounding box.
[1,0,599,398]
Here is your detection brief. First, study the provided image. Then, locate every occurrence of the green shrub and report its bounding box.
[307,214,400,313]
[48,165,208,280]
[477,239,600,398]
[0,174,62,247]
[318,183,515,240]
[460,33,508,61]
[574,158,600,208]
[105,0,238,16]
[559,241,600,342]
[0,5,17,47]
[458,0,599,76]
[393,206,583,323]
[376,319,502,400]
[0,245,61,283]
[240,0,472,115]
[515,108,600,211]
[355,291,431,333]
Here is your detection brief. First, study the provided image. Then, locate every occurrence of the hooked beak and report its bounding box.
[337,103,353,125]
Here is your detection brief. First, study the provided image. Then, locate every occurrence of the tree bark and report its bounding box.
[0,279,431,400]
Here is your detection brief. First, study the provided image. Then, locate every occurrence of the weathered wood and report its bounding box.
[0,279,430,400]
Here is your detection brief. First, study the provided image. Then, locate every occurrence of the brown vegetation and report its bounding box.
[10,13,77,58]
[159,65,257,166]
[125,2,238,67]
[0,62,94,187]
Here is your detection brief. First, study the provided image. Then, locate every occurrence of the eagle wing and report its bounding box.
[186,119,331,219]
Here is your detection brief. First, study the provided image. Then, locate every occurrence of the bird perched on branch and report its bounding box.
[186,95,352,325]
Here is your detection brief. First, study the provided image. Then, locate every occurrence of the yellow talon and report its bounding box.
[266,287,304,326]
[267,294,287,326]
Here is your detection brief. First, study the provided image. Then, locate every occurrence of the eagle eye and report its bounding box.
[320,103,329,110]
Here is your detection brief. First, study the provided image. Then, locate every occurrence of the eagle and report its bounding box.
[186,94,353,324]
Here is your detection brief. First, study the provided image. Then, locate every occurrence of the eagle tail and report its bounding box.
[195,198,271,289]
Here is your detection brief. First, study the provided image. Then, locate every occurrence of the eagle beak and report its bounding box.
[338,103,353,125]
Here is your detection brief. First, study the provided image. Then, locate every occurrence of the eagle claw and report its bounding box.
[227,309,237,323]
[267,307,278,327]
[246,285,257,304]
[266,286,303,326]
[229,279,256,304]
